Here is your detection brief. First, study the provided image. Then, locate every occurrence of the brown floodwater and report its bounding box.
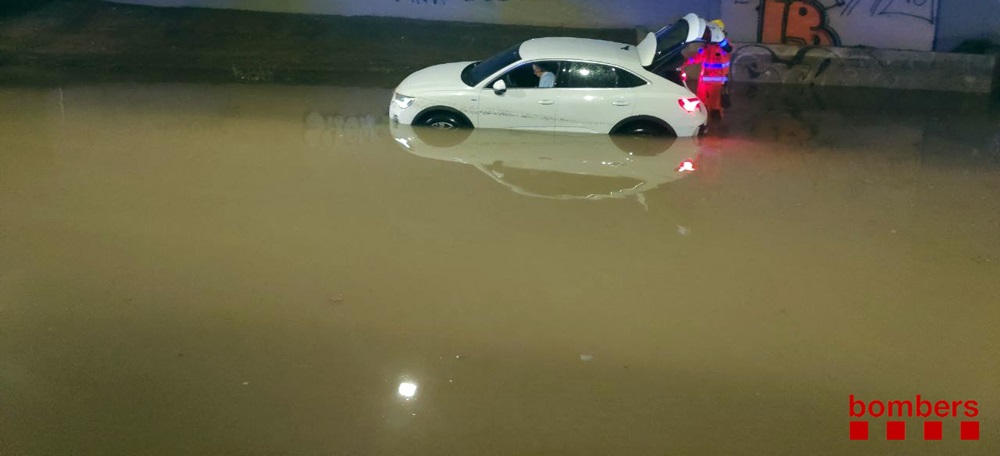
[1,84,998,455]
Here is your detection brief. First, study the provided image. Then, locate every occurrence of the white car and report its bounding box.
[389,14,715,137]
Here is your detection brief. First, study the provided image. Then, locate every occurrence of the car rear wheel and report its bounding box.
[616,120,668,137]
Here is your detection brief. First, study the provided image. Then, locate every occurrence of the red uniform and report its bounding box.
[686,43,730,115]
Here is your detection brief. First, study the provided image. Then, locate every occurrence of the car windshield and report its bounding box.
[461,43,522,87]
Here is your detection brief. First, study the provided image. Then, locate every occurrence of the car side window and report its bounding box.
[616,68,648,88]
[495,61,561,89]
[564,62,621,89]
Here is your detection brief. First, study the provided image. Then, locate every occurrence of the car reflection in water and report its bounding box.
[390,123,703,205]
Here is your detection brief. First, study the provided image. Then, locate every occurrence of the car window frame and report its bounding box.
[480,59,652,90]
[484,60,565,90]
[555,60,652,90]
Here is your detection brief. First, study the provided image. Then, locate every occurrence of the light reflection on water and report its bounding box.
[0,84,997,456]
[388,123,703,205]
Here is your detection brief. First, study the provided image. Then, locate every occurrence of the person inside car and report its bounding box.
[532,63,556,88]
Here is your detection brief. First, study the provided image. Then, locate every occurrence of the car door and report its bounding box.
[552,62,637,134]
[476,61,559,132]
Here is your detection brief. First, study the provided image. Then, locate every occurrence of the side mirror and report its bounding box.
[492,79,507,95]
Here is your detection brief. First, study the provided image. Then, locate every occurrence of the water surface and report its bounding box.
[1,84,998,455]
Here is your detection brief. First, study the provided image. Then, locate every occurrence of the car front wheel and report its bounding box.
[421,112,466,130]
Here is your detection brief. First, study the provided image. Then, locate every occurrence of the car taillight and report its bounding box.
[676,159,696,172]
[678,97,701,113]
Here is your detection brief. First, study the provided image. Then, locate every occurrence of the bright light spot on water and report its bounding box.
[398,382,417,398]
[677,159,696,172]
[393,137,411,149]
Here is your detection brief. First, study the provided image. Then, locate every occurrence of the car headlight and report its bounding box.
[393,92,415,109]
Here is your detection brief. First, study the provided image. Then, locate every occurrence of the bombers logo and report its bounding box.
[849,395,980,441]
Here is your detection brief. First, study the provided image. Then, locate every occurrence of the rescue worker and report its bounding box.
[685,19,731,119]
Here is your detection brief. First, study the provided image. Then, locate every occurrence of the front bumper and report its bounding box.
[389,99,419,125]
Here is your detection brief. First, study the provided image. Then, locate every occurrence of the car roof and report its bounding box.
[518,37,640,68]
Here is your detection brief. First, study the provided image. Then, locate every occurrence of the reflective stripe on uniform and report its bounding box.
[701,76,728,83]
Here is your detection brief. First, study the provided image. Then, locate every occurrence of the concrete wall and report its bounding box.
[105,0,998,54]
[729,42,997,93]
[105,0,713,29]
[935,0,1000,52]
[1,0,55,15]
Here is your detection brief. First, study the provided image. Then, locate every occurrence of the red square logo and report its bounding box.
[923,421,943,440]
[850,421,869,440]
[887,421,906,440]
[961,421,980,441]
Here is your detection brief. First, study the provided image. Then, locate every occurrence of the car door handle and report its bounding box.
[612,100,630,106]
[538,100,555,105]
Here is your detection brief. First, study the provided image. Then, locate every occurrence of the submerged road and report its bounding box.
[1,82,998,454]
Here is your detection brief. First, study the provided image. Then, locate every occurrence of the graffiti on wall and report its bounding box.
[723,0,938,51]
[730,45,843,84]
[839,0,936,23]
[759,0,841,46]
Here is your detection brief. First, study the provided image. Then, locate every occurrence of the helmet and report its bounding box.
[711,19,725,30]
[707,20,727,44]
